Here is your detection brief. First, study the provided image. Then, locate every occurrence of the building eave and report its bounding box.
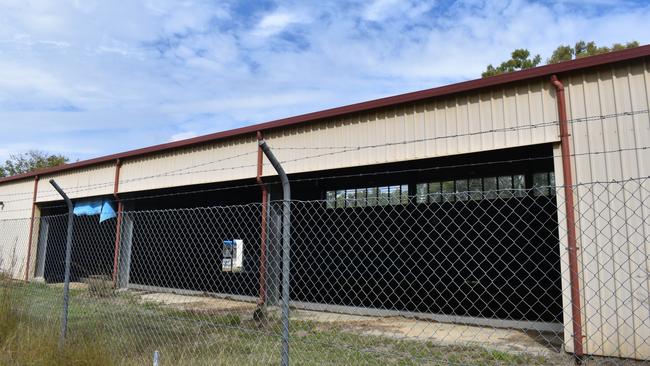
[2,44,649,185]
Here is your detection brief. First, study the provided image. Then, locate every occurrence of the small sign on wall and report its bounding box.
[222,239,244,272]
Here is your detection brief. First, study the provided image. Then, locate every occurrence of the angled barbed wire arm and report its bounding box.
[49,179,74,348]
[258,139,291,366]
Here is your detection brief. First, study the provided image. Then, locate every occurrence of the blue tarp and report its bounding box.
[73,199,117,223]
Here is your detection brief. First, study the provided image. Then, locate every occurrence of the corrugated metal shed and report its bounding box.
[0,46,648,360]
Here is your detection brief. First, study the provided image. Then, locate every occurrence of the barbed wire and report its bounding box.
[0,109,648,204]
[271,109,649,151]
[1,152,647,218]
[0,150,258,199]
[2,175,648,221]
[99,175,650,217]
[1,144,648,207]
[0,154,258,203]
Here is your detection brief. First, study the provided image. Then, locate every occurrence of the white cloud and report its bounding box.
[363,0,435,22]
[0,0,649,162]
[169,131,199,142]
[252,10,307,38]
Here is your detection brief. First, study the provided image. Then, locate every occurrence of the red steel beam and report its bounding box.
[112,159,123,287]
[256,131,269,306]
[551,74,584,358]
[24,175,39,281]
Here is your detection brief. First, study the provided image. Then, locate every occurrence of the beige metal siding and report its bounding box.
[39,80,560,196]
[262,80,560,175]
[0,179,37,279]
[0,179,36,219]
[118,135,258,194]
[36,163,116,203]
[560,58,650,359]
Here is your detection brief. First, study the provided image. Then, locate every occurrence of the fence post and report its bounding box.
[259,139,291,366]
[49,179,74,349]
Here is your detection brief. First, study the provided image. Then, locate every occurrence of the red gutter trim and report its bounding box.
[24,175,39,281]
[2,45,649,186]
[551,75,584,358]
[256,131,268,306]
[112,159,123,287]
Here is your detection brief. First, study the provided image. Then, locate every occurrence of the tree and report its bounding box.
[482,49,542,78]
[547,40,640,64]
[547,45,573,64]
[483,40,640,77]
[0,150,69,178]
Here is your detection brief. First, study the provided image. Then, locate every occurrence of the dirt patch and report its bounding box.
[358,317,558,353]
[292,309,380,323]
[47,282,88,291]
[137,292,258,317]
[134,290,568,362]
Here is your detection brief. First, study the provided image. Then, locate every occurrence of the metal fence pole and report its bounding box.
[49,179,74,348]
[259,139,291,366]
[153,350,160,366]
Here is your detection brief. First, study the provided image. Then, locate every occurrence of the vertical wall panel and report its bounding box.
[434,99,447,156]
[414,104,427,158]
[567,73,603,356]
[456,96,470,153]
[0,179,37,279]
[478,92,494,150]
[516,84,532,145]
[553,143,574,353]
[630,61,650,360]
[614,64,648,358]
[504,87,519,146]
[445,99,458,155]
[564,58,650,359]
[528,82,544,145]
[468,95,481,152]
[584,71,618,356]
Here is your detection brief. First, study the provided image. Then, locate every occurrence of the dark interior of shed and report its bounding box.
[35,142,562,324]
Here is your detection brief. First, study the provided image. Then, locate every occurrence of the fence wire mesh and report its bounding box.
[1,178,649,365]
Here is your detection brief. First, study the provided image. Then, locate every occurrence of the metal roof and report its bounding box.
[2,44,650,184]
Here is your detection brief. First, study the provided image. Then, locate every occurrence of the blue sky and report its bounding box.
[0,0,649,162]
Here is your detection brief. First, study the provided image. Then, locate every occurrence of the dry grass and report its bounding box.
[85,275,114,298]
[0,276,567,365]
[0,276,114,366]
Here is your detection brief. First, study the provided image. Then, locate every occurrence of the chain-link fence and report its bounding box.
[1,178,649,365]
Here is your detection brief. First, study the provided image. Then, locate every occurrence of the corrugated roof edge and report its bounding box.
[2,44,650,184]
